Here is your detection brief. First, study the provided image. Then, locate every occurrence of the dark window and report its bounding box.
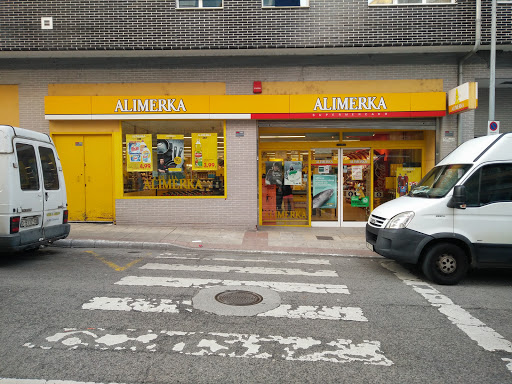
[16,143,40,191]
[464,164,512,206]
[39,147,60,190]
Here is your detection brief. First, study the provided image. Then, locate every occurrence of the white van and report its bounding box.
[0,125,70,252]
[366,133,512,285]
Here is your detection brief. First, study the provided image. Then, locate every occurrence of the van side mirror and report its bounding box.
[448,185,467,209]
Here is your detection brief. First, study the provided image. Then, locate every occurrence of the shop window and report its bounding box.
[16,143,40,191]
[122,121,225,198]
[263,0,309,7]
[261,150,309,226]
[368,0,454,4]
[177,0,223,9]
[372,148,422,209]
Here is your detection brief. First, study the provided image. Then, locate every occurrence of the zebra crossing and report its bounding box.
[24,251,394,366]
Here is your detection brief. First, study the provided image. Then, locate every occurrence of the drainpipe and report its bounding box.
[457,0,481,146]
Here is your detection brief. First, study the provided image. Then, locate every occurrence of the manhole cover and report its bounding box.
[316,236,334,240]
[215,290,263,306]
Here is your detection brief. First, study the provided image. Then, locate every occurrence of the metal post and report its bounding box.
[489,0,497,122]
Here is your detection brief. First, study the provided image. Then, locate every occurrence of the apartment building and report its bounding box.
[1,0,511,228]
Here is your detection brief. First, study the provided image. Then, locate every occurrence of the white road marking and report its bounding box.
[157,254,331,265]
[82,297,367,322]
[0,379,124,384]
[27,328,393,365]
[115,276,350,294]
[382,261,512,353]
[140,262,338,277]
[503,358,512,375]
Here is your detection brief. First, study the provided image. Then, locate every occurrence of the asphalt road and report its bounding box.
[0,246,511,384]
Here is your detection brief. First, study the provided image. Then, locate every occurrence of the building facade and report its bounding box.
[1,0,511,228]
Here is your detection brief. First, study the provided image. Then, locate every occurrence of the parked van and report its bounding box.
[366,133,512,285]
[0,125,70,252]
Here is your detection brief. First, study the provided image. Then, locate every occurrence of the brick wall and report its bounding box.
[0,0,510,52]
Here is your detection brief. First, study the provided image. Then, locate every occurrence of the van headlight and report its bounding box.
[385,211,415,229]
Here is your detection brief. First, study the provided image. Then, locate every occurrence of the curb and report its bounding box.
[52,238,381,258]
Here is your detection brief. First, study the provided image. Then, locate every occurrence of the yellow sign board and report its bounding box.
[448,82,478,114]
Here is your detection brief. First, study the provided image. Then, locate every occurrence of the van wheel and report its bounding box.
[422,243,468,285]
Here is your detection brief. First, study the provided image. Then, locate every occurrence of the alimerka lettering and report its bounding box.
[143,177,203,190]
[314,97,387,111]
[115,98,187,113]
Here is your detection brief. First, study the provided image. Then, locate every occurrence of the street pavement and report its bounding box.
[54,222,377,258]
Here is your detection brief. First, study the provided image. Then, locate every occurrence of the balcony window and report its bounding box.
[263,0,309,7]
[368,0,454,5]
[177,0,223,9]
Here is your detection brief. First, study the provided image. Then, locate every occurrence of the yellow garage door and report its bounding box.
[54,134,114,222]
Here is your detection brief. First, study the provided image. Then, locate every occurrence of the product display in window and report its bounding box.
[122,121,225,198]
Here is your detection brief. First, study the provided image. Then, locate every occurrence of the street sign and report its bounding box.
[488,121,500,135]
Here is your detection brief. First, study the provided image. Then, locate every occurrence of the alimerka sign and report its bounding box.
[448,82,478,114]
[45,92,446,120]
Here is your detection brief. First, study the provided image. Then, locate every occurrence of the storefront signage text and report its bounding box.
[143,177,204,190]
[262,211,307,220]
[314,97,387,111]
[115,98,187,113]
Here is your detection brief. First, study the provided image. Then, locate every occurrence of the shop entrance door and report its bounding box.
[311,148,370,227]
[53,134,114,222]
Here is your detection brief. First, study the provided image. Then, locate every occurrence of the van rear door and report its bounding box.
[14,141,44,243]
[37,145,67,237]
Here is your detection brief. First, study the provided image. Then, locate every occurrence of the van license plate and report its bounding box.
[20,216,39,228]
[366,241,374,252]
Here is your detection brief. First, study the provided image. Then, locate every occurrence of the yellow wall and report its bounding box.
[262,79,444,95]
[48,83,226,96]
[0,85,20,126]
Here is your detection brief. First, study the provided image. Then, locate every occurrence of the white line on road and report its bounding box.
[115,276,350,294]
[82,297,367,321]
[26,328,392,365]
[381,261,512,353]
[503,358,512,375]
[0,379,124,384]
[140,262,338,277]
[157,254,331,265]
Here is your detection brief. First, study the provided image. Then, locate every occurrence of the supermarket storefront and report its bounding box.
[44,82,445,227]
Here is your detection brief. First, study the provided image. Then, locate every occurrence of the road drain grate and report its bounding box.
[316,236,334,240]
[215,290,264,306]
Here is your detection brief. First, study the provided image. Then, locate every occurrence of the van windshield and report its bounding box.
[409,164,472,198]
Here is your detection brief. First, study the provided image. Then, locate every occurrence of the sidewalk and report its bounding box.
[54,222,379,258]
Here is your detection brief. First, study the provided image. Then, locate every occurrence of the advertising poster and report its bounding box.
[126,134,152,172]
[396,166,422,197]
[284,161,302,186]
[157,134,184,173]
[191,133,217,171]
[312,174,337,209]
[265,161,283,186]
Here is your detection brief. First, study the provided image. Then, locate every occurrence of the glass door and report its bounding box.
[342,148,371,226]
[311,149,340,226]
[311,148,371,227]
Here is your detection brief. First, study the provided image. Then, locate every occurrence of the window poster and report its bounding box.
[351,165,363,180]
[191,133,218,171]
[312,174,337,209]
[157,134,184,173]
[284,161,302,186]
[126,134,153,172]
[396,166,422,197]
